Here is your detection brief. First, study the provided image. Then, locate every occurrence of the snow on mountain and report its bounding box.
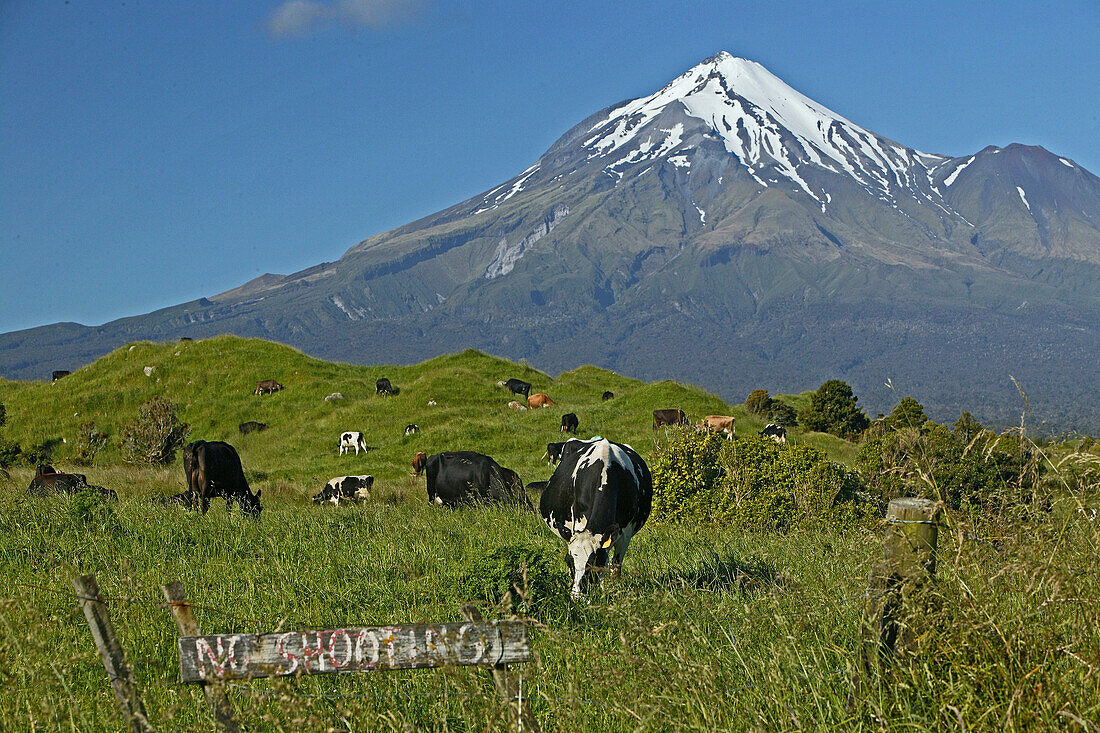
[579,52,951,210]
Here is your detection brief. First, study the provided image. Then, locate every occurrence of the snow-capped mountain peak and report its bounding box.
[581,52,948,208]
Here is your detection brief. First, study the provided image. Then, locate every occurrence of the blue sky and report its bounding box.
[2,0,1097,333]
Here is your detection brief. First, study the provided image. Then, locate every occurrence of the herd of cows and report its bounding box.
[20,374,789,596]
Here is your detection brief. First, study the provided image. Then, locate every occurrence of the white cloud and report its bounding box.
[266,0,425,38]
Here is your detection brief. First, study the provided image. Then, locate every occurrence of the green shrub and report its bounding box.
[745,389,773,415]
[21,438,63,466]
[462,544,567,618]
[856,425,1043,514]
[67,486,119,529]
[0,437,19,471]
[766,400,798,427]
[652,430,869,530]
[72,421,109,466]
[798,380,869,439]
[120,396,190,465]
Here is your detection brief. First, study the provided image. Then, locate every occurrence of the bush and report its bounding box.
[462,544,567,618]
[856,425,1043,514]
[798,380,869,440]
[766,400,798,427]
[120,397,190,465]
[72,421,109,466]
[886,397,928,431]
[953,411,984,443]
[0,437,19,471]
[745,389,773,415]
[68,486,119,529]
[21,438,63,466]
[651,430,870,530]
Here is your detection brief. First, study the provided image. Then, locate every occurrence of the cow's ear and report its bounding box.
[601,523,621,548]
[256,490,262,498]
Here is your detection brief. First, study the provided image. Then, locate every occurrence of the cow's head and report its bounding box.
[240,489,262,518]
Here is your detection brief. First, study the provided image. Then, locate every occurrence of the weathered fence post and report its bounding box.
[72,574,156,733]
[161,581,240,733]
[858,498,942,682]
[462,605,541,733]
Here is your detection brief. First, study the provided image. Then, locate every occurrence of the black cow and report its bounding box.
[313,475,374,506]
[183,441,262,516]
[425,452,529,508]
[376,378,399,396]
[238,421,267,435]
[760,424,788,444]
[500,379,532,398]
[653,409,688,428]
[539,438,653,597]
[545,441,566,466]
[560,413,579,434]
[27,465,117,500]
[602,391,614,401]
[52,370,71,381]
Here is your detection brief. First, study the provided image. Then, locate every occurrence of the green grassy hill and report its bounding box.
[0,335,852,501]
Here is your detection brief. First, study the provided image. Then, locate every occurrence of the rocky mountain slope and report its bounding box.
[3,53,1098,431]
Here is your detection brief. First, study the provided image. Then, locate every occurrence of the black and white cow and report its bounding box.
[404,424,420,436]
[539,438,653,597]
[339,431,367,455]
[760,424,787,444]
[560,413,579,434]
[425,451,529,508]
[313,475,374,505]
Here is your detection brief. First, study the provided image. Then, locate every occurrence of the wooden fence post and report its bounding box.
[72,574,156,733]
[858,498,942,681]
[462,605,540,733]
[161,581,240,733]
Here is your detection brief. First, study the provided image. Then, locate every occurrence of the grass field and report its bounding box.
[1,337,1098,731]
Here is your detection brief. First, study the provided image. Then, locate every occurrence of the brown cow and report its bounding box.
[528,393,555,408]
[653,409,688,428]
[412,451,428,478]
[255,379,283,395]
[699,415,736,438]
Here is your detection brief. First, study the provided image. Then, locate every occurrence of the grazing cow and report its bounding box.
[153,491,190,507]
[425,452,529,508]
[760,424,787,444]
[376,378,399,396]
[52,370,71,381]
[179,337,193,342]
[255,379,283,395]
[339,431,367,455]
[528,393,555,408]
[313,475,373,506]
[561,413,579,434]
[539,438,653,597]
[499,379,532,398]
[545,441,566,466]
[27,465,117,500]
[404,424,420,436]
[699,415,736,438]
[508,401,528,411]
[653,409,688,428]
[238,421,267,435]
[412,451,428,478]
[183,441,262,516]
[602,391,614,401]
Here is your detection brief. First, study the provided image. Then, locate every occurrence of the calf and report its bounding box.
[376,378,399,396]
[425,452,529,508]
[255,379,283,395]
[760,424,787,444]
[339,431,367,455]
[404,424,420,436]
[313,475,373,506]
[699,415,735,438]
[539,438,653,597]
[602,391,614,401]
[27,465,117,500]
[238,421,267,435]
[499,378,532,397]
[528,393,555,408]
[653,409,688,428]
[183,441,261,516]
[560,413,579,434]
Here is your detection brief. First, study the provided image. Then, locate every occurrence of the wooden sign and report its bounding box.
[178,621,530,683]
